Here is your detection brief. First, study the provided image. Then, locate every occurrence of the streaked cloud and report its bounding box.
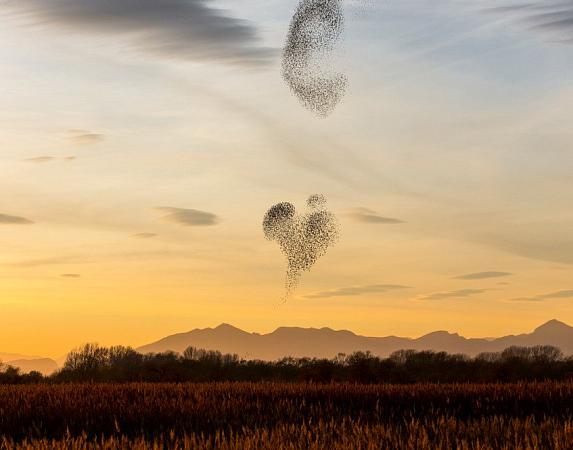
[0,214,34,225]
[156,207,219,227]
[3,256,80,268]
[61,273,81,278]
[6,0,276,67]
[511,290,573,302]
[24,156,75,163]
[474,227,573,265]
[305,284,410,299]
[67,129,104,145]
[485,2,573,43]
[131,232,158,239]
[419,289,488,301]
[455,271,512,280]
[346,207,404,224]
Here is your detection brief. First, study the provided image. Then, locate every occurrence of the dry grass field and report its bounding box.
[1,382,573,449]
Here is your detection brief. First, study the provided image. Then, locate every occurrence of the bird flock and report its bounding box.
[265,0,359,298]
[263,195,339,299]
[282,0,347,117]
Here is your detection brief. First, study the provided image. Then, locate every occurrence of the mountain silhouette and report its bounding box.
[5,358,58,376]
[136,319,573,359]
[1,352,59,375]
[0,352,42,361]
[4,320,572,374]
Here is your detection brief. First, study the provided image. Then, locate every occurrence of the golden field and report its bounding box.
[1,382,573,449]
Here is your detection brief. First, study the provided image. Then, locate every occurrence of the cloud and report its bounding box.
[419,289,488,301]
[7,0,276,67]
[156,207,219,226]
[61,273,81,278]
[305,284,410,299]
[474,227,573,265]
[3,256,80,268]
[455,271,512,280]
[0,214,34,225]
[485,2,573,43]
[131,232,158,239]
[511,290,573,302]
[346,208,404,224]
[24,156,75,163]
[67,130,104,145]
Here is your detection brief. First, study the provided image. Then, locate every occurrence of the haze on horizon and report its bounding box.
[2,0,573,357]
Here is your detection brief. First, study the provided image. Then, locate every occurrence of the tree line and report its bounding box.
[1,344,573,384]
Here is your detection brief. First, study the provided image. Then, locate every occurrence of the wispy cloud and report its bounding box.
[455,271,512,280]
[61,273,81,278]
[305,284,410,299]
[0,214,34,225]
[474,228,573,265]
[511,290,573,302]
[67,129,104,145]
[156,207,219,227]
[418,289,488,301]
[484,1,573,43]
[6,0,276,67]
[131,232,158,239]
[3,256,80,268]
[24,156,75,163]
[346,207,404,224]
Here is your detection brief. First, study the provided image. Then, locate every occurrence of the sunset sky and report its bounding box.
[2,0,573,357]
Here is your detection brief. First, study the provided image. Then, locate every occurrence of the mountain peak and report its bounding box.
[534,319,572,334]
[213,323,245,333]
[420,330,459,339]
[215,323,236,330]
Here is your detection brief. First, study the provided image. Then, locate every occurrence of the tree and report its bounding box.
[63,343,109,379]
[501,345,563,362]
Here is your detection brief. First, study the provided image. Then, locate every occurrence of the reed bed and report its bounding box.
[1,382,572,449]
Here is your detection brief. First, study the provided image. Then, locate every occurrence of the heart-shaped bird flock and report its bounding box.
[263,195,339,298]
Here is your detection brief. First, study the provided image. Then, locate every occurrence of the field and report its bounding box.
[1,382,573,449]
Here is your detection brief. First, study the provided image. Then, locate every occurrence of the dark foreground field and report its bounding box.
[1,382,573,449]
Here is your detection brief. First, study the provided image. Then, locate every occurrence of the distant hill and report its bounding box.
[0,352,42,362]
[0,352,59,375]
[3,320,572,371]
[137,320,573,359]
[5,358,59,376]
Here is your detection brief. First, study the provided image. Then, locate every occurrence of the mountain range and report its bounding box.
[3,320,573,374]
[137,319,573,360]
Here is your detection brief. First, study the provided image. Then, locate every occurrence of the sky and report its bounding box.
[2,0,573,357]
